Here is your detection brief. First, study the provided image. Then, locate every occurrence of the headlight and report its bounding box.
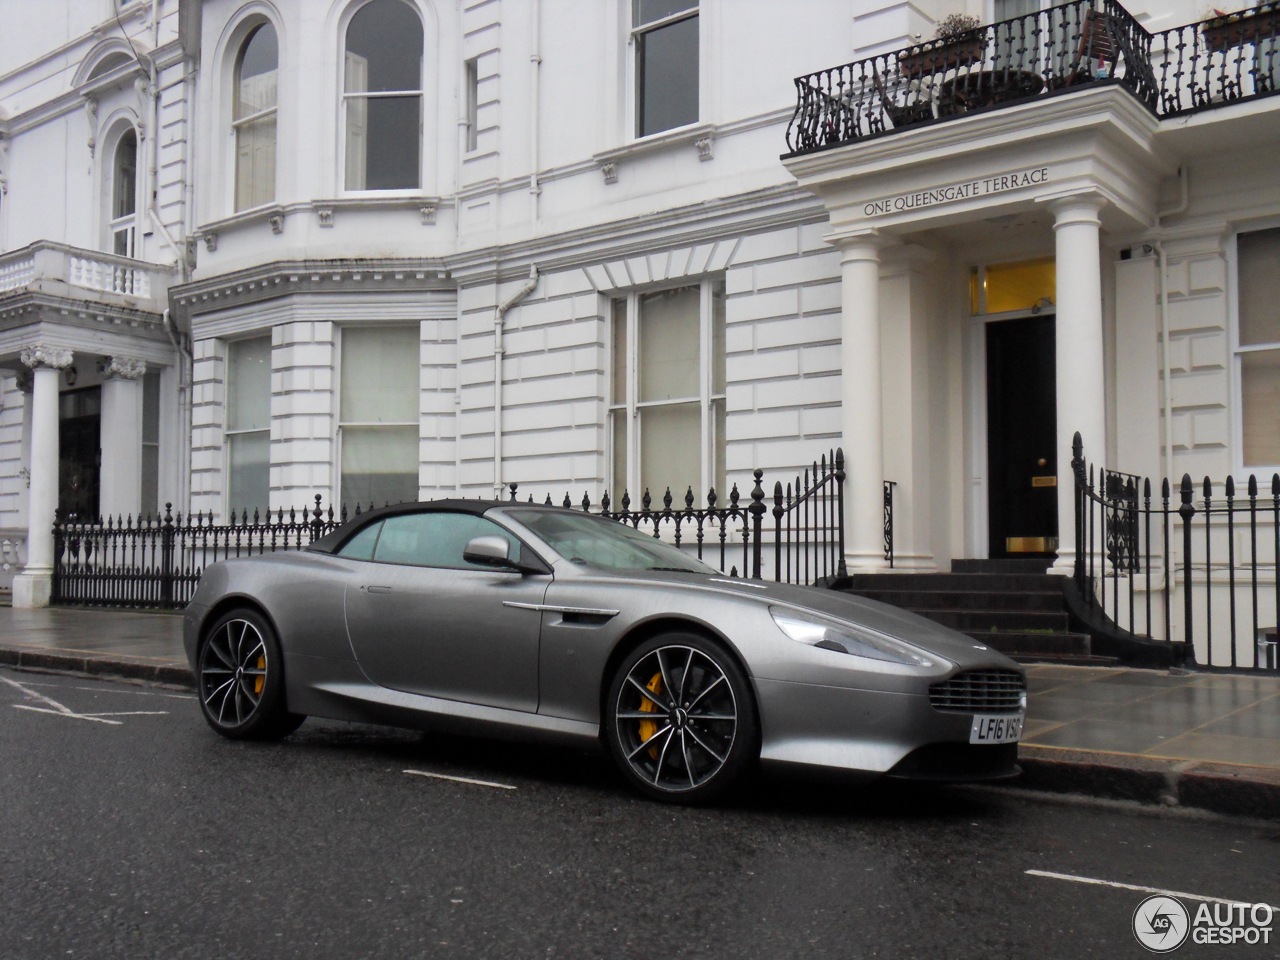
[769,607,937,667]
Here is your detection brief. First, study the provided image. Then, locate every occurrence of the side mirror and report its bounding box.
[463,535,515,568]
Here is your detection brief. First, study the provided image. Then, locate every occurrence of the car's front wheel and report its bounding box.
[197,607,304,740]
[605,632,758,804]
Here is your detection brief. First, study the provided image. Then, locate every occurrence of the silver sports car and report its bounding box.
[184,500,1027,802]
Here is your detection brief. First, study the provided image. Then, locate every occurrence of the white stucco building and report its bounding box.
[2,0,1279,645]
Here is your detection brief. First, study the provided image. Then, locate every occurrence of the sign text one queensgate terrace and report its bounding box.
[864,167,1051,217]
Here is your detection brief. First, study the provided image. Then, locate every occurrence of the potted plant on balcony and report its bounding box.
[897,14,986,79]
[1201,5,1280,53]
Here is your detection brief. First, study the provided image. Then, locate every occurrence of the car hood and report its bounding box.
[589,568,1021,671]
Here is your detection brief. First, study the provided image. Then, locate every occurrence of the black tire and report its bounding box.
[604,632,759,804]
[197,607,304,740]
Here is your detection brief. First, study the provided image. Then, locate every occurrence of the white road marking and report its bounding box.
[14,680,193,700]
[1,675,167,725]
[1026,870,1278,909]
[403,769,517,790]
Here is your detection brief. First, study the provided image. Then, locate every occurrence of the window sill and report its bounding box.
[196,196,443,248]
[592,122,716,184]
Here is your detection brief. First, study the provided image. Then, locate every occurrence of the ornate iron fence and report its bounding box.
[1152,2,1280,116]
[1073,433,1280,672]
[785,0,1155,155]
[50,454,847,609]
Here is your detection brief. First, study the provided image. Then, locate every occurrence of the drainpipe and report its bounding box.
[493,266,539,497]
[1153,165,1189,487]
[529,0,541,228]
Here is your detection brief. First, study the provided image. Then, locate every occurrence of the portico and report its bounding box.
[785,85,1168,574]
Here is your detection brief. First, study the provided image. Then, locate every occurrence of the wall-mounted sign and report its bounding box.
[863,166,1051,218]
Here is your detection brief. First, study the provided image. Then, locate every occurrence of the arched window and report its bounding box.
[234,22,278,211]
[344,0,423,191]
[111,129,137,257]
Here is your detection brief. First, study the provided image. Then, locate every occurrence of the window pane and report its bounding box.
[1239,228,1280,347]
[345,95,420,190]
[611,298,628,405]
[994,0,1037,20]
[610,408,629,502]
[337,520,383,559]
[228,431,269,516]
[713,397,726,500]
[340,425,418,507]
[235,114,276,211]
[341,325,419,422]
[113,130,137,220]
[142,369,160,517]
[639,286,699,401]
[236,23,278,118]
[373,512,521,568]
[712,281,726,394]
[1242,349,1280,467]
[634,0,697,27]
[640,402,699,502]
[345,0,423,93]
[637,14,698,137]
[227,336,272,432]
[983,257,1055,314]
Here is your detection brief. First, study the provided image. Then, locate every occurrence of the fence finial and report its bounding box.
[509,482,518,502]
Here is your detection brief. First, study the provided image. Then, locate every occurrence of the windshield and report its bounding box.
[504,510,717,574]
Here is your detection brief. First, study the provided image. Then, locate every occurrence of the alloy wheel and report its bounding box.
[199,618,269,728]
[614,645,738,792]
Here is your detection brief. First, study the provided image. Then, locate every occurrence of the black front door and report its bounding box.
[59,386,101,520]
[986,315,1057,560]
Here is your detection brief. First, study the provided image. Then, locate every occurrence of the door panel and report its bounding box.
[986,315,1058,559]
[342,512,549,712]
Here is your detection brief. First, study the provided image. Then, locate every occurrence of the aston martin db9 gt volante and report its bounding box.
[184,500,1026,802]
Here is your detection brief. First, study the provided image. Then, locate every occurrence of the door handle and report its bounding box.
[367,585,393,594]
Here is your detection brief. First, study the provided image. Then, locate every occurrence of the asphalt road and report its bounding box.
[1,666,1276,960]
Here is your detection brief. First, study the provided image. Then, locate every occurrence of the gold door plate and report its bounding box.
[1031,476,1057,487]
[1006,536,1059,553]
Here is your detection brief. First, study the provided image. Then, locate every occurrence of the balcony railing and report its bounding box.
[786,0,1278,155]
[0,241,174,306]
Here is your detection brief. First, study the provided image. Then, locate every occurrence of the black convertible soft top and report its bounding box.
[305,498,573,554]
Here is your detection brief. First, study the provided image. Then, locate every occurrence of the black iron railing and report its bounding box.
[51,455,848,609]
[1072,433,1280,672]
[883,480,896,569]
[786,0,1155,155]
[1153,2,1280,116]
[786,1,1280,156]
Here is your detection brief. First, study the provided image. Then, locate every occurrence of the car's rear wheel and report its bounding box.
[197,607,304,740]
[605,632,758,804]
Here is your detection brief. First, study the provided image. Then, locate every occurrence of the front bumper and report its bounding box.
[755,677,1020,779]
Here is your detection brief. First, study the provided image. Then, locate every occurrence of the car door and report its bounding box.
[342,510,550,712]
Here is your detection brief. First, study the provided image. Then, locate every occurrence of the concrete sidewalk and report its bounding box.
[1,606,1277,818]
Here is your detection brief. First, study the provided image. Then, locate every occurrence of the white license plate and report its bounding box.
[969,713,1023,745]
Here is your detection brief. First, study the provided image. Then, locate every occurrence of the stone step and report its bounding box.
[966,630,1092,657]
[853,588,1064,612]
[913,608,1070,632]
[952,558,1053,575]
[1011,653,1123,666]
[842,572,1066,593]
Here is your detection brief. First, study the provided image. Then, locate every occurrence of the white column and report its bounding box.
[1051,193,1108,575]
[98,356,146,519]
[836,232,888,572]
[12,344,73,608]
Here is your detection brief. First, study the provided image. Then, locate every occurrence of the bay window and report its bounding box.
[610,280,725,505]
[339,326,419,507]
[344,0,424,191]
[225,336,271,516]
[1237,227,1280,468]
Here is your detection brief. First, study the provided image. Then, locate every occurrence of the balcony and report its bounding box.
[784,0,1280,157]
[0,241,176,313]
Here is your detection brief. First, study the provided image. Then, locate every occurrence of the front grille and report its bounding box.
[929,670,1025,714]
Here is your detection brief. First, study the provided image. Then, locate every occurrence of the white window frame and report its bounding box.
[607,277,725,505]
[463,57,479,154]
[223,335,273,519]
[339,0,426,196]
[1229,223,1280,478]
[231,20,279,214]
[109,127,139,258]
[334,323,421,509]
[628,1,700,141]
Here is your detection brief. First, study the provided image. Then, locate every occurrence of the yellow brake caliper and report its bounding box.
[254,656,265,695]
[637,672,663,759]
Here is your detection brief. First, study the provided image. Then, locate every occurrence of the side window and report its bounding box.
[372,513,522,569]
[337,520,383,560]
